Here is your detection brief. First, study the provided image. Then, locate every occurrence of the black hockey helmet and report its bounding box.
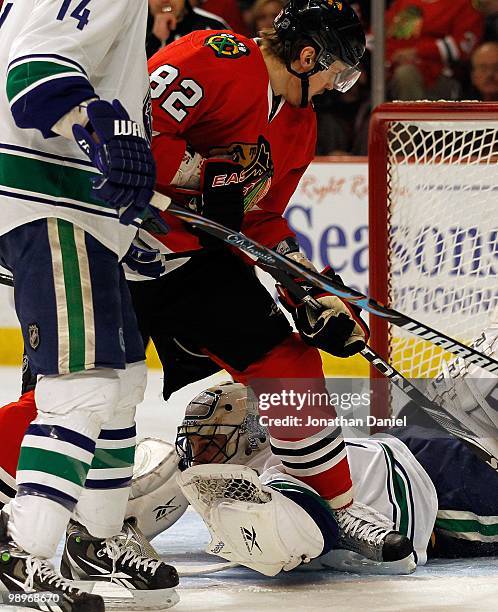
[274,0,365,92]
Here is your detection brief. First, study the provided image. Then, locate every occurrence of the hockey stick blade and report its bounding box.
[149,192,498,375]
[360,345,498,472]
[176,561,239,576]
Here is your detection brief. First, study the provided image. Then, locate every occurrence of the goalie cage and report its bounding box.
[369,101,498,420]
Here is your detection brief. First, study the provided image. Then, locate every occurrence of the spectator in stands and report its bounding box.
[193,0,250,35]
[385,0,483,100]
[250,0,285,36]
[469,41,498,100]
[476,0,498,41]
[147,0,230,58]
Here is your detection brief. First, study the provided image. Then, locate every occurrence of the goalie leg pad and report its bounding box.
[126,438,189,540]
[178,465,325,576]
[9,368,121,557]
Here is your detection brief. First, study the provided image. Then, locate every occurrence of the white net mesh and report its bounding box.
[191,475,271,506]
[385,117,498,378]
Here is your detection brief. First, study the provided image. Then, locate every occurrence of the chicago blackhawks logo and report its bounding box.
[388,6,423,40]
[204,33,250,59]
[209,136,273,211]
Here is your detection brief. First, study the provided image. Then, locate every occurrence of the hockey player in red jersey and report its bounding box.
[123,0,414,566]
[0,0,414,572]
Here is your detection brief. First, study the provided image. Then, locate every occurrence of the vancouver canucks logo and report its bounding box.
[204,33,250,59]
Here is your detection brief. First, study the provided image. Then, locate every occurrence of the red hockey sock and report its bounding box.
[209,333,353,507]
[0,390,37,478]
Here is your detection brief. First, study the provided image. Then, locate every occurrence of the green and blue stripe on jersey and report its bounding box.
[0,143,120,220]
[6,53,95,137]
[435,510,498,542]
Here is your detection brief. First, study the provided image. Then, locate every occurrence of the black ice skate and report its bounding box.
[61,518,179,610]
[0,511,104,612]
[322,501,416,574]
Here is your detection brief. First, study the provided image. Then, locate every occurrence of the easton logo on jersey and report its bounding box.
[209,136,273,211]
[204,33,250,59]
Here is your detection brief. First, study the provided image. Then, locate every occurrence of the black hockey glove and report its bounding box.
[73,99,157,226]
[189,158,245,249]
[277,266,370,358]
[200,158,245,230]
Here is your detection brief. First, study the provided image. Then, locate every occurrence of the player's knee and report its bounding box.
[35,368,121,438]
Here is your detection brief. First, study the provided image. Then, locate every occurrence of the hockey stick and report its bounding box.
[262,267,498,472]
[360,345,498,472]
[149,192,498,375]
[2,193,497,374]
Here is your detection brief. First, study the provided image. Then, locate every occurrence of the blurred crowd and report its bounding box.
[147,0,498,156]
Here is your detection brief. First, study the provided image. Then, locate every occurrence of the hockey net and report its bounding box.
[369,102,498,415]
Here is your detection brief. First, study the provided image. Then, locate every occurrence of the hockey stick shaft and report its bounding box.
[3,192,496,374]
[265,266,498,471]
[149,192,498,375]
[359,345,498,471]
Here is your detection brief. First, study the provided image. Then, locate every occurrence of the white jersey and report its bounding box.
[0,0,150,258]
[252,436,438,565]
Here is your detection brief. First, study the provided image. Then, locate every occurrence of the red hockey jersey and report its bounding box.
[385,0,483,86]
[148,30,316,253]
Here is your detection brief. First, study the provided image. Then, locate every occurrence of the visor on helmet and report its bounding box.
[328,59,361,92]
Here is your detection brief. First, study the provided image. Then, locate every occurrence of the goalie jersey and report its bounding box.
[0,0,150,258]
[254,436,438,565]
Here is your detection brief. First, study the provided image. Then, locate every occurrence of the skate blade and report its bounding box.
[73,580,180,610]
[302,550,417,575]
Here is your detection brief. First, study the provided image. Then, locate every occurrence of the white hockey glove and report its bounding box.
[178,464,324,576]
[427,311,498,439]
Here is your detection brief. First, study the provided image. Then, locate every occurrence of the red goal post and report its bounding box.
[368,102,498,416]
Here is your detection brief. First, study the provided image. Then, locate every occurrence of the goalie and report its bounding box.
[0,314,497,576]
[127,311,498,574]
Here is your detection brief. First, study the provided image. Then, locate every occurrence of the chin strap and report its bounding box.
[300,77,309,108]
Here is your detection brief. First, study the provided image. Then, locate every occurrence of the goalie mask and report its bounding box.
[273,0,365,106]
[176,381,269,469]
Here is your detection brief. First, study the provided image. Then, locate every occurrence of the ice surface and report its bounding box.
[1,367,498,611]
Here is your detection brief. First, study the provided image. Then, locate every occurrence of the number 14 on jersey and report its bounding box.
[57,0,91,30]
